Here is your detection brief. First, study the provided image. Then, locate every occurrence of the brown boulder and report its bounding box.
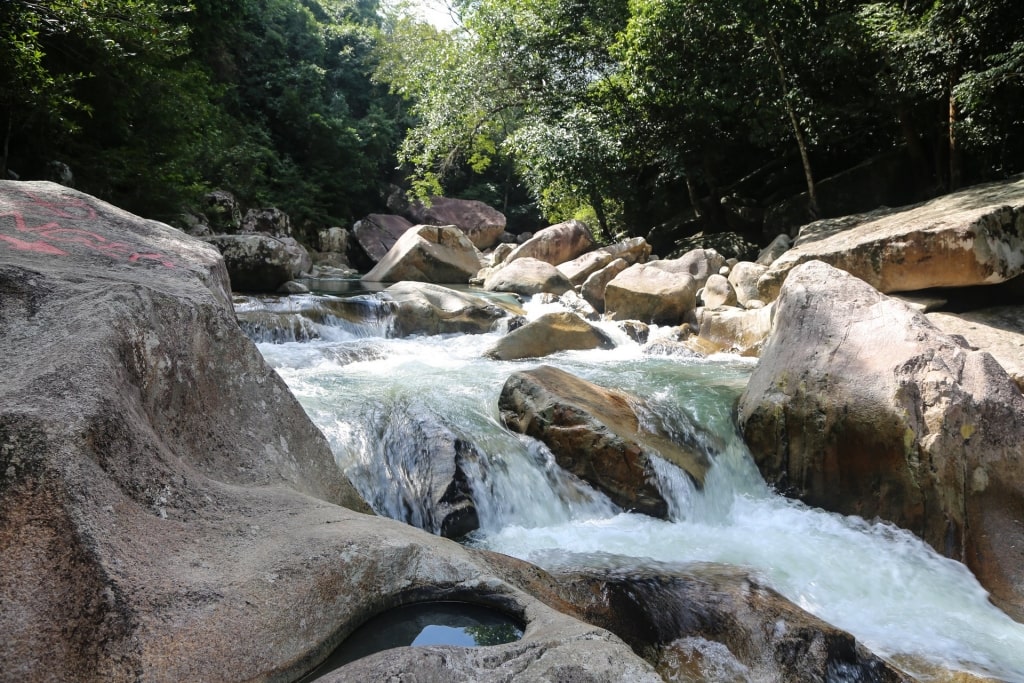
[385,281,512,337]
[558,237,652,285]
[483,256,573,296]
[407,196,507,250]
[362,224,484,284]
[737,260,1024,620]
[927,306,1024,392]
[581,257,629,313]
[604,263,699,324]
[758,176,1024,301]
[484,311,614,360]
[505,219,594,267]
[498,366,712,516]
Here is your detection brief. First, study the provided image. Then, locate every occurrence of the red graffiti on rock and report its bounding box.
[0,190,175,268]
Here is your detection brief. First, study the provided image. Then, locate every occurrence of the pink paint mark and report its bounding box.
[19,189,98,220]
[0,234,69,255]
[0,206,176,268]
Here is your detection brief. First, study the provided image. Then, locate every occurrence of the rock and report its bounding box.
[558,237,652,286]
[701,274,737,308]
[650,248,726,289]
[485,311,614,360]
[555,563,910,683]
[927,307,1024,392]
[604,263,699,325]
[758,176,1024,301]
[498,366,712,516]
[694,304,774,357]
[737,260,1024,620]
[407,196,507,250]
[368,398,481,538]
[240,206,291,237]
[178,210,211,237]
[483,257,573,296]
[505,219,594,267]
[362,224,484,284]
[490,242,515,265]
[559,250,614,286]
[318,226,349,254]
[384,281,511,337]
[278,280,310,294]
[0,181,667,683]
[728,261,768,308]
[203,233,311,292]
[201,189,242,233]
[351,213,414,265]
[756,233,792,265]
[581,258,629,313]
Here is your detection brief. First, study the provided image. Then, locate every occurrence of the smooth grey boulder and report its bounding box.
[738,260,1024,621]
[650,247,726,290]
[728,261,768,308]
[701,273,737,308]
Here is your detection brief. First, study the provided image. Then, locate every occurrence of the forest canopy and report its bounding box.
[3,0,1022,246]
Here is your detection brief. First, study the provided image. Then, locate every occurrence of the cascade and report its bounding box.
[250,288,1024,681]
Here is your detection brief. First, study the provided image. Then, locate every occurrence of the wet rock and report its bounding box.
[362,224,484,284]
[407,196,507,251]
[758,176,1024,301]
[498,366,712,516]
[483,256,573,296]
[505,219,595,267]
[554,563,911,683]
[485,311,614,360]
[384,281,511,337]
[604,263,699,325]
[738,260,1024,621]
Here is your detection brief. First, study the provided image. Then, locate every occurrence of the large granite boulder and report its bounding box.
[728,260,768,308]
[483,257,573,296]
[694,304,774,357]
[498,366,712,517]
[650,248,726,290]
[240,206,291,237]
[758,176,1024,301]
[200,189,241,233]
[504,219,595,267]
[604,262,699,324]
[362,224,484,284]
[484,311,614,360]
[737,260,1024,621]
[407,196,507,251]
[0,181,672,682]
[202,233,310,292]
[352,213,414,265]
[581,257,629,313]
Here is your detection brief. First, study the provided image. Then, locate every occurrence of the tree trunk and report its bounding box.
[589,189,613,243]
[766,32,820,220]
[948,84,961,191]
[685,175,702,219]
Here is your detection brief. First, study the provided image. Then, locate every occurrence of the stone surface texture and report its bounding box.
[738,260,1024,621]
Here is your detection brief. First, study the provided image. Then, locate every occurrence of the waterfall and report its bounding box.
[248,289,1024,681]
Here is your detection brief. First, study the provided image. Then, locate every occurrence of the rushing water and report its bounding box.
[247,288,1024,681]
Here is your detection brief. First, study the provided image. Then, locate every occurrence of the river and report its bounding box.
[243,288,1024,681]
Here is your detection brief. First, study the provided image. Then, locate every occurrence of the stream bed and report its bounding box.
[245,289,1024,680]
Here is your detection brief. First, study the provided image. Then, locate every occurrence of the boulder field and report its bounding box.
[2,181,914,681]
